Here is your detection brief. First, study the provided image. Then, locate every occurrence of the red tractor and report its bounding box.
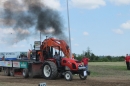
[28,37,88,81]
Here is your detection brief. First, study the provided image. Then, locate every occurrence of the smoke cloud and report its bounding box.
[0,0,67,44]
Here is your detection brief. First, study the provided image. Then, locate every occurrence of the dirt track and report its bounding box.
[1,62,130,86]
[0,72,130,86]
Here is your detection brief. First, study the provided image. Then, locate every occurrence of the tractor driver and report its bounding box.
[54,52,60,67]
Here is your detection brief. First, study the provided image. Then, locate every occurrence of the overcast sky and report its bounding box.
[0,0,130,56]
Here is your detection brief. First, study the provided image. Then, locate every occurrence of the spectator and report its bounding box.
[81,56,90,71]
[125,54,130,70]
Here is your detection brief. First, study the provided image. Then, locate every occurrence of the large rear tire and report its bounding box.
[64,71,73,81]
[42,61,58,80]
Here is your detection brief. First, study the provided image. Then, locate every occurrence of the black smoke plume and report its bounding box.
[0,0,67,44]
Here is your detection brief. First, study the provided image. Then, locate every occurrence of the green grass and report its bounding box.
[88,62,130,78]
[0,82,5,85]
[106,65,126,70]
[90,71,101,76]
[89,62,126,66]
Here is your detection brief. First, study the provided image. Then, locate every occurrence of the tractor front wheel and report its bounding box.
[64,71,73,81]
[79,74,87,80]
[79,71,87,80]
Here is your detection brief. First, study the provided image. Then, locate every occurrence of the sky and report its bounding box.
[0,0,130,56]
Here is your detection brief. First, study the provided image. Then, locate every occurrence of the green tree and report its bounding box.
[76,47,125,62]
[84,47,91,58]
[106,55,112,61]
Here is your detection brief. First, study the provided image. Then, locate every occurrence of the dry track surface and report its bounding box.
[0,62,130,86]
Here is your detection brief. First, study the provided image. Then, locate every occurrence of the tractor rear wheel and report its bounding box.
[10,68,14,76]
[4,68,10,76]
[42,61,58,80]
[23,68,29,78]
[64,71,73,81]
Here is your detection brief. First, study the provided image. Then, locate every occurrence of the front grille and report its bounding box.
[72,63,76,69]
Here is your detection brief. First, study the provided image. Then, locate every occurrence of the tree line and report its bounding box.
[73,48,125,62]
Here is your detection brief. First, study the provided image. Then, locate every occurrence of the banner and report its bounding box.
[0,61,4,66]
[4,61,12,67]
[13,62,20,67]
[20,62,28,68]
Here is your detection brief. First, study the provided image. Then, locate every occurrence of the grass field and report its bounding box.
[88,62,130,79]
